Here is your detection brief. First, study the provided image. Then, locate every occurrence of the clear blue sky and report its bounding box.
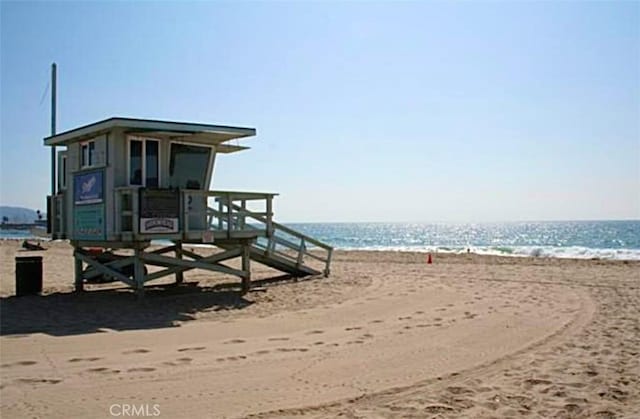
[1,1,638,222]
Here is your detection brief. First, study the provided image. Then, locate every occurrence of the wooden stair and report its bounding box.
[207,196,333,279]
[216,242,322,277]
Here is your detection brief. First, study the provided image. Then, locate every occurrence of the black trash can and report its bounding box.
[15,256,43,296]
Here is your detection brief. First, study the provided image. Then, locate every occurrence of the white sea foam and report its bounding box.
[338,245,640,261]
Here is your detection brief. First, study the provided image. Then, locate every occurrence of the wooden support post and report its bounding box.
[241,243,251,295]
[74,249,84,292]
[266,195,273,237]
[183,191,190,235]
[297,238,305,268]
[132,189,139,235]
[226,193,233,239]
[324,248,333,277]
[267,237,275,256]
[218,199,223,230]
[175,241,184,284]
[114,190,121,236]
[134,247,145,297]
[240,200,246,229]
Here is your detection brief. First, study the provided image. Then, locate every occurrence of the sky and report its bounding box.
[1,1,638,222]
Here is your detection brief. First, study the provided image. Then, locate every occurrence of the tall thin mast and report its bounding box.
[50,63,57,196]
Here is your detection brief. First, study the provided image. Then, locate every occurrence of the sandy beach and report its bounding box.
[1,240,638,418]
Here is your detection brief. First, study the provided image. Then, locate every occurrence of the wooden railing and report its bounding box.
[112,187,333,276]
[186,190,277,237]
[222,201,333,277]
[114,188,277,240]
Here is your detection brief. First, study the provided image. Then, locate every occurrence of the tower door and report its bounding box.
[168,143,213,231]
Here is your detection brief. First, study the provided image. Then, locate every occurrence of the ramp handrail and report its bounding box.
[205,194,332,277]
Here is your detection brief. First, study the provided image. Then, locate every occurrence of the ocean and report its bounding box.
[3,220,639,260]
[287,220,640,261]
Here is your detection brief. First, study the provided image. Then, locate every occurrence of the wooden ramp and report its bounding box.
[248,247,321,277]
[210,197,332,278]
[216,226,328,278]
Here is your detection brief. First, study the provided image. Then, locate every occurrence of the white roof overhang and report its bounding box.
[43,117,256,152]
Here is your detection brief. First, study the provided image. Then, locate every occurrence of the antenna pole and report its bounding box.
[50,63,57,196]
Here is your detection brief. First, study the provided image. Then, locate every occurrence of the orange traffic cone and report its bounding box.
[427,253,432,264]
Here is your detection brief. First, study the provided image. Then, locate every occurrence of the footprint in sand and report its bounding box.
[17,360,37,366]
[16,378,62,385]
[87,367,120,375]
[163,358,192,366]
[268,337,289,342]
[68,357,102,363]
[306,330,324,335]
[523,378,552,387]
[563,403,582,414]
[345,326,362,331]
[127,367,156,373]
[223,339,246,344]
[123,349,150,355]
[563,382,587,389]
[177,346,206,352]
[424,404,455,414]
[2,360,38,367]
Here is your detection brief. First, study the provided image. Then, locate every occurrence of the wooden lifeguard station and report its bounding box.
[45,117,333,295]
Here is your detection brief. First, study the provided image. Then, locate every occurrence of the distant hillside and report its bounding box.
[0,206,45,224]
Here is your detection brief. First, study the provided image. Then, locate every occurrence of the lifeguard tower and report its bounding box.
[45,117,333,295]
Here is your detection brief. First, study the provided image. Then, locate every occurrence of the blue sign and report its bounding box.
[74,169,104,205]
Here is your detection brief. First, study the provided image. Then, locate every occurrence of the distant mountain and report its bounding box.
[0,206,45,224]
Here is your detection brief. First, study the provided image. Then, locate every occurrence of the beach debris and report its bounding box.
[427,253,433,264]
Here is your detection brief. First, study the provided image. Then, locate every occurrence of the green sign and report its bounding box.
[73,204,105,240]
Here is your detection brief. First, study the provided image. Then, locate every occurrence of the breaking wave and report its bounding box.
[338,245,640,261]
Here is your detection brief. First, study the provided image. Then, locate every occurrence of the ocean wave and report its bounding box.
[337,245,640,261]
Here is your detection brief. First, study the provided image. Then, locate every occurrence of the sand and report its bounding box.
[1,240,638,418]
